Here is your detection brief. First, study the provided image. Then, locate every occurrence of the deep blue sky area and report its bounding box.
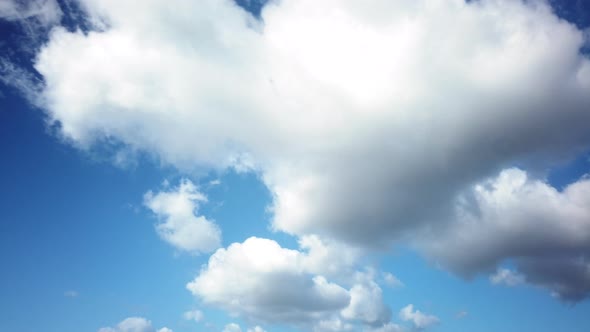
[2,1,590,332]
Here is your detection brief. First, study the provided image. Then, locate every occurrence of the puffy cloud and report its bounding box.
[21,0,590,302]
[187,235,395,329]
[399,305,439,330]
[144,179,221,254]
[382,273,403,288]
[97,317,171,332]
[223,323,242,332]
[186,237,351,325]
[246,326,266,332]
[490,268,525,287]
[33,0,590,244]
[341,273,391,327]
[0,0,62,26]
[419,168,590,301]
[183,309,204,322]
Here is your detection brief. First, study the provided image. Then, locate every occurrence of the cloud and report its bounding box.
[382,273,404,288]
[0,0,62,26]
[97,317,171,332]
[186,237,351,325]
[399,305,439,330]
[223,323,242,332]
[21,0,590,301]
[63,290,78,298]
[314,318,354,332]
[186,235,394,330]
[183,309,204,323]
[455,310,468,319]
[246,326,266,332]
[341,273,391,327]
[144,179,221,254]
[490,268,525,287]
[419,168,590,301]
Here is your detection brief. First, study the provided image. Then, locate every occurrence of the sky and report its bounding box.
[1,0,590,331]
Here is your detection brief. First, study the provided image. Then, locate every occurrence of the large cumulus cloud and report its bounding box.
[24,0,590,302]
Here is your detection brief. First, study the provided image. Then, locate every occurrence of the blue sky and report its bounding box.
[1,1,590,332]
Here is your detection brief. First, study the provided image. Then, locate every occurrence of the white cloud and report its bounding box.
[144,179,221,254]
[314,318,354,332]
[97,317,171,332]
[246,326,266,332]
[23,0,590,302]
[186,237,351,325]
[0,0,62,26]
[223,323,242,332]
[341,273,391,327]
[63,290,78,298]
[382,273,403,288]
[187,235,394,329]
[399,305,439,330]
[420,168,590,301]
[183,309,204,322]
[490,268,525,287]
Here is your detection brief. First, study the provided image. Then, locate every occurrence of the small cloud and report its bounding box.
[490,268,525,287]
[455,310,468,319]
[223,323,242,332]
[246,326,266,332]
[64,290,78,298]
[208,179,221,186]
[382,272,404,288]
[399,304,439,330]
[98,317,171,332]
[183,309,204,323]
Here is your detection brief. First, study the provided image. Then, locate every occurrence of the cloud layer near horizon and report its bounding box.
[16,0,590,309]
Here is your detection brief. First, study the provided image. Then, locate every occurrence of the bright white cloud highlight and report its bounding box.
[144,179,221,254]
[399,305,439,330]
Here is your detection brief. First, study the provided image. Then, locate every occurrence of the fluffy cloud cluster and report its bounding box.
[144,179,221,254]
[17,0,590,305]
[399,305,439,330]
[187,236,392,329]
[97,317,171,332]
[420,168,590,301]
